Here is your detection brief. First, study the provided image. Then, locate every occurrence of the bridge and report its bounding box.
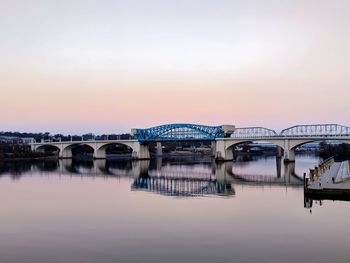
[30,123,350,162]
[215,124,350,162]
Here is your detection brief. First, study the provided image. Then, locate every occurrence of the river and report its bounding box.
[0,153,349,263]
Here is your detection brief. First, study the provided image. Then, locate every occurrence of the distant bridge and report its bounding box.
[30,123,350,162]
[216,124,350,162]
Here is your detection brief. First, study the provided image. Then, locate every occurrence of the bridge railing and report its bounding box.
[231,127,278,138]
[308,156,334,182]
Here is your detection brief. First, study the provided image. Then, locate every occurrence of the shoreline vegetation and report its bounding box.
[0,152,58,161]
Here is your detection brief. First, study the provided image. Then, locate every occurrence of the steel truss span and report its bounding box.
[134,124,225,142]
[231,127,278,138]
[280,124,350,137]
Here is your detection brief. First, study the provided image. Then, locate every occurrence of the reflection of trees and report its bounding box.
[35,160,59,172]
[0,160,32,180]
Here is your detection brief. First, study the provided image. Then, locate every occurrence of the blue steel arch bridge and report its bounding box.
[133,123,225,142]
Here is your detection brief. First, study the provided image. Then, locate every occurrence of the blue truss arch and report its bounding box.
[134,124,225,142]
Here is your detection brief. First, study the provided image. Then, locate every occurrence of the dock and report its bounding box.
[305,158,350,199]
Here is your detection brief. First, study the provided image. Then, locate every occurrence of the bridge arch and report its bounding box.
[288,138,350,152]
[61,143,94,159]
[218,139,285,160]
[35,144,60,155]
[96,143,134,159]
[134,123,225,142]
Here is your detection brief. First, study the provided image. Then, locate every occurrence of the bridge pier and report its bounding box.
[156,157,162,171]
[284,149,295,163]
[276,146,283,158]
[132,143,150,160]
[131,160,150,177]
[94,148,107,159]
[283,139,295,163]
[215,140,234,161]
[60,148,72,159]
[211,141,216,157]
[215,162,233,183]
[283,162,296,183]
[156,142,162,156]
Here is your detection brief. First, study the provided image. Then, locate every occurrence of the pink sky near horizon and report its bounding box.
[1,0,350,134]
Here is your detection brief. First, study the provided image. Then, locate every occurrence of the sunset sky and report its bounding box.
[1,0,349,134]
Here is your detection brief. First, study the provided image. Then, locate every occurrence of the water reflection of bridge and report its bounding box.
[132,176,234,197]
[0,157,304,197]
[216,158,303,186]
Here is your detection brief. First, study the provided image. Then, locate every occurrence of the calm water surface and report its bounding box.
[0,154,349,263]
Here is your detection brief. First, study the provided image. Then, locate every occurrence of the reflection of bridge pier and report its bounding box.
[58,159,150,178]
[283,162,296,184]
[102,160,149,178]
[222,157,302,185]
[95,159,107,174]
[215,162,233,184]
[156,142,162,156]
[132,159,235,196]
[132,160,150,177]
[276,157,282,178]
[156,157,162,171]
[53,157,302,187]
[211,141,216,157]
[22,155,307,199]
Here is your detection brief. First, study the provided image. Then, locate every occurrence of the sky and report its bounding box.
[0,0,350,134]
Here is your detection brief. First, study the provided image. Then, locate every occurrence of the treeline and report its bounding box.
[0,131,51,142]
[0,131,132,142]
[319,142,350,160]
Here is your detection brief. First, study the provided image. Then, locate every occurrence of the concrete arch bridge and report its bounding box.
[215,124,350,162]
[32,140,150,159]
[30,123,350,162]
